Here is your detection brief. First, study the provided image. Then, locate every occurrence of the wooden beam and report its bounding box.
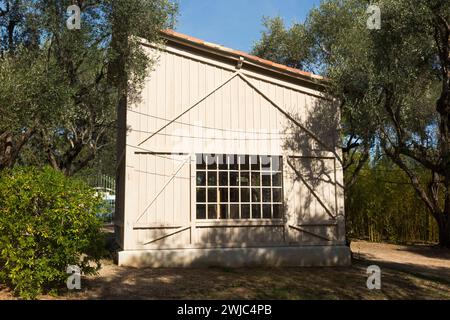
[288,224,331,242]
[239,73,340,162]
[138,72,239,146]
[142,226,191,245]
[134,156,190,224]
[133,224,184,229]
[195,219,284,228]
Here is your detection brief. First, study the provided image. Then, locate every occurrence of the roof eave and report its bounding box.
[159,30,326,88]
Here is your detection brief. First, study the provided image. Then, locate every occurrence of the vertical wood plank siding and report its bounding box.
[119,43,345,250]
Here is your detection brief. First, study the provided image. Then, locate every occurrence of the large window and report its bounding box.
[196,154,283,220]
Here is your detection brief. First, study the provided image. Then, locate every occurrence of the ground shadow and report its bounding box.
[67,230,450,300]
[75,256,450,300]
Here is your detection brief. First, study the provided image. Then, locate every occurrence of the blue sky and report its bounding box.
[175,0,321,53]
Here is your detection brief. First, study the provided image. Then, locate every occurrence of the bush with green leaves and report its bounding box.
[0,166,105,299]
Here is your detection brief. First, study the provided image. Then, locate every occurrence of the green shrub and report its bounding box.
[0,166,105,299]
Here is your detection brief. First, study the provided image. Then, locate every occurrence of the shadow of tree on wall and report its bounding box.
[114,95,348,270]
[282,95,342,188]
[280,96,344,232]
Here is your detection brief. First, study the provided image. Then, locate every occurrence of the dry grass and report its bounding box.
[1,240,450,300]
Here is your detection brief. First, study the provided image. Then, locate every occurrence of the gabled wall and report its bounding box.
[115,38,349,266]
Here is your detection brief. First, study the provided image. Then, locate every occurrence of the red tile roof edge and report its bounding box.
[160,29,324,83]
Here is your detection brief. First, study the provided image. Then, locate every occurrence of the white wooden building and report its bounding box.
[115,30,351,267]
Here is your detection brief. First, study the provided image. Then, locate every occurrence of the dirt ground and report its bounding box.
[1,240,450,300]
[352,240,450,279]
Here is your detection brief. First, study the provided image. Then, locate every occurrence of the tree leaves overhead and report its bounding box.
[252,0,450,246]
[252,16,313,71]
[0,0,178,174]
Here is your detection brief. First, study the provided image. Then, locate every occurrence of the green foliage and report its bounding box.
[0,166,105,299]
[346,158,439,243]
[253,0,450,246]
[0,0,178,174]
[252,16,313,71]
[253,0,440,148]
[0,49,70,131]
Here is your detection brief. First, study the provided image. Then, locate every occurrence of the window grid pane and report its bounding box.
[196,154,283,220]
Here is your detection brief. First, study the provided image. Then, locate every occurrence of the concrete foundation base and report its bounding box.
[117,245,351,267]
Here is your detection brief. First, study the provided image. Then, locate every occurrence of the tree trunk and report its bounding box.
[0,128,35,170]
[437,180,450,247]
[437,213,450,248]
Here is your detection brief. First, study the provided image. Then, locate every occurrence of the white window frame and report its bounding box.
[195,153,284,220]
